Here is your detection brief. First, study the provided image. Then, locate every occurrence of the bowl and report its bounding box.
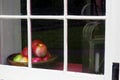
[7,53,58,69]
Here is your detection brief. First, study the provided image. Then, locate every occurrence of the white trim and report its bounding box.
[0,65,104,80]
[27,18,32,68]
[111,0,120,63]
[104,0,113,80]
[63,0,68,71]
[0,15,106,20]
[66,16,106,20]
[0,0,117,80]
[0,0,22,65]
[1,0,21,15]
[26,0,32,68]
[0,15,28,19]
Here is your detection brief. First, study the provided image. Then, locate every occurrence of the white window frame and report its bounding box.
[0,0,118,80]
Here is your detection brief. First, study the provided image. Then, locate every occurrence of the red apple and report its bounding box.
[32,57,43,63]
[32,39,43,49]
[43,55,50,61]
[32,43,48,57]
[43,52,51,61]
[21,47,28,58]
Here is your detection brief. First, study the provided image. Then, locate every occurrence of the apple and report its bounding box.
[21,47,28,58]
[13,54,23,62]
[43,55,50,61]
[32,39,43,49]
[43,52,51,61]
[32,57,43,63]
[20,57,28,62]
[32,43,48,57]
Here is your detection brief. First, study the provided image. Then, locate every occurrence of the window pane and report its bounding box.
[31,0,63,15]
[0,19,28,67]
[31,19,63,70]
[0,0,26,15]
[21,0,27,15]
[68,20,105,74]
[68,0,105,15]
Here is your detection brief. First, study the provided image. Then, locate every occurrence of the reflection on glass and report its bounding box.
[31,19,63,70]
[68,0,105,15]
[31,0,63,15]
[68,20,105,74]
[0,19,28,67]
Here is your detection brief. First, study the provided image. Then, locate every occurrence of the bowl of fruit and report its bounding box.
[7,39,58,68]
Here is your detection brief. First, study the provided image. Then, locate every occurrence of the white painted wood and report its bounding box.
[0,19,21,64]
[104,0,113,79]
[1,0,21,15]
[0,0,119,80]
[0,65,104,80]
[63,0,68,71]
[111,0,120,63]
[0,0,21,64]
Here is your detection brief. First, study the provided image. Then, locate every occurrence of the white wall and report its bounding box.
[0,0,21,64]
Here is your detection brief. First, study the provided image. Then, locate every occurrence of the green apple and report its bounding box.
[13,54,23,62]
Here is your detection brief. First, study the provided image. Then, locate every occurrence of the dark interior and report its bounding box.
[20,0,105,74]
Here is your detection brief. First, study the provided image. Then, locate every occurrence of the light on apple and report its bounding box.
[32,43,48,57]
[32,39,43,49]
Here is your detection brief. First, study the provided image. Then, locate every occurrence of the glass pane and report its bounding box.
[68,0,105,15]
[31,0,63,15]
[0,0,27,15]
[21,0,27,15]
[0,19,28,67]
[68,20,105,74]
[31,19,63,70]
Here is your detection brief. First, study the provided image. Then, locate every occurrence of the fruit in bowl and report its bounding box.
[21,47,28,58]
[32,43,48,57]
[13,54,23,62]
[32,39,43,49]
[7,53,28,66]
[7,39,57,68]
[20,57,28,63]
[13,54,28,63]
[32,52,51,63]
[32,57,43,63]
[7,53,57,68]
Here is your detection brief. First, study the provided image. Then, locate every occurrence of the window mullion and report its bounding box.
[27,0,32,68]
[63,0,68,71]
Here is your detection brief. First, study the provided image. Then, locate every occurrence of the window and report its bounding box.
[0,0,115,80]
